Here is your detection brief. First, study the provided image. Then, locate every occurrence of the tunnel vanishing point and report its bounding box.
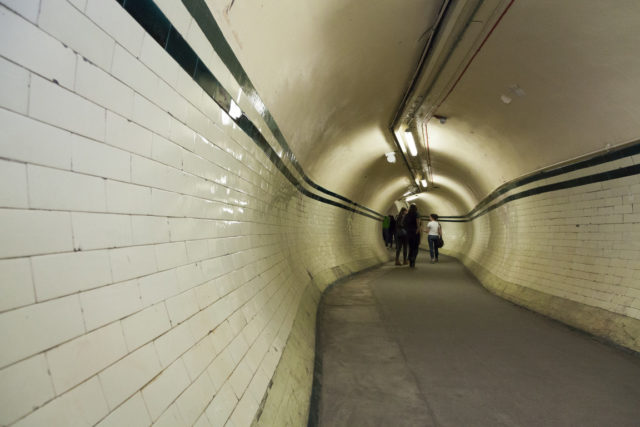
[1,0,640,426]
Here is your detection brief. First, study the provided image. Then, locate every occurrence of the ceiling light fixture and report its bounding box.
[404,130,418,157]
[421,179,427,187]
[385,152,397,163]
[406,194,420,202]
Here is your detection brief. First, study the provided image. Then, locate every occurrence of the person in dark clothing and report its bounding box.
[395,207,408,265]
[382,215,391,247]
[388,215,396,249]
[404,204,421,268]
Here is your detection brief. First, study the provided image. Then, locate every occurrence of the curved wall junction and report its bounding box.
[1,0,640,426]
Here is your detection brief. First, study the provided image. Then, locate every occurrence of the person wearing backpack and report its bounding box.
[426,213,442,263]
[394,207,408,265]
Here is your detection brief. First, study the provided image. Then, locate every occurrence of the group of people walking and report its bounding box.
[385,204,442,268]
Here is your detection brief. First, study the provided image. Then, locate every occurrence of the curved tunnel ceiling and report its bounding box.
[207,0,640,216]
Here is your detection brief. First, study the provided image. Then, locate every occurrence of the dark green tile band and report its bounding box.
[439,158,640,223]
[116,0,381,221]
[439,141,640,221]
[180,0,384,219]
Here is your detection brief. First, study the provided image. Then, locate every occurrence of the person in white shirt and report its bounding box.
[426,214,442,263]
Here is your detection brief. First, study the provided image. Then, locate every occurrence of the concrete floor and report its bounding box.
[310,254,640,427]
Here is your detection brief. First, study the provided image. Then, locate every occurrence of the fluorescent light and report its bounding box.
[395,131,407,153]
[405,132,417,156]
[228,100,242,119]
[406,194,419,201]
[421,179,427,187]
[402,191,411,196]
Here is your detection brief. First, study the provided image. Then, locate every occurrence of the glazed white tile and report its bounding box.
[67,0,87,11]
[131,216,170,246]
[186,311,211,344]
[28,164,106,212]
[140,359,190,421]
[74,57,134,118]
[153,404,185,427]
[0,159,28,208]
[0,5,76,88]
[0,354,54,425]
[174,371,216,426]
[139,33,179,89]
[106,180,152,215]
[0,258,34,312]
[98,342,161,410]
[165,289,199,326]
[204,381,237,425]
[138,269,179,307]
[176,263,206,294]
[131,93,171,139]
[19,378,110,427]
[153,79,189,123]
[110,44,158,105]
[151,133,183,169]
[0,56,29,114]
[105,110,153,157]
[31,249,112,301]
[95,392,151,427]
[155,242,189,271]
[80,279,142,331]
[109,245,158,283]
[0,295,84,368]
[0,3,392,425]
[169,116,197,152]
[153,0,191,35]
[46,322,127,394]
[0,209,73,258]
[85,0,145,58]
[153,321,195,368]
[29,75,105,142]
[71,134,131,181]
[120,303,171,352]
[227,359,252,399]
[12,378,108,426]
[38,0,114,71]
[181,337,216,381]
[227,391,259,427]
[0,108,72,169]
[71,212,133,250]
[1,0,40,23]
[175,69,205,112]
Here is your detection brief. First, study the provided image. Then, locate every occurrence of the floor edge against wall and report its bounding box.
[253,254,391,426]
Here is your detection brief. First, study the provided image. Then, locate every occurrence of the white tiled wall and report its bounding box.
[443,164,640,350]
[0,1,388,425]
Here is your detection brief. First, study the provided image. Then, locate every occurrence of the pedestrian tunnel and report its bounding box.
[0,0,639,426]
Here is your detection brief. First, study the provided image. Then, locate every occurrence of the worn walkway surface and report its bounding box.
[311,254,640,427]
